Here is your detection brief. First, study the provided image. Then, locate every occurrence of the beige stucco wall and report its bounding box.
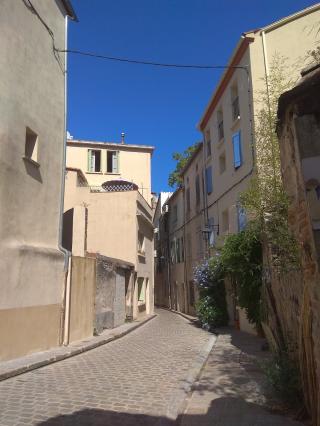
[69,256,96,343]
[66,141,153,203]
[64,170,154,319]
[200,8,320,248]
[182,147,205,314]
[0,0,68,360]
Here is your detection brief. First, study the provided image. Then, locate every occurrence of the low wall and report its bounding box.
[69,256,95,343]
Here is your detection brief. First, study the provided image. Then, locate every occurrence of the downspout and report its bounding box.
[58,15,72,346]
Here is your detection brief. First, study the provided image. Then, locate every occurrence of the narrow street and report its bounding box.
[0,310,212,426]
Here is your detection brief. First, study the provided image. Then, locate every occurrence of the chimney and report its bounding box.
[121,132,125,144]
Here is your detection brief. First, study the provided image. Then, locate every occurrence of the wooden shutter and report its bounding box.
[112,151,119,173]
[237,204,247,231]
[205,166,213,194]
[87,149,93,172]
[232,131,242,168]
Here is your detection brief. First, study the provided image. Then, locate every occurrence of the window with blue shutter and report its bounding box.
[237,204,247,231]
[208,217,215,246]
[205,166,213,194]
[232,131,242,169]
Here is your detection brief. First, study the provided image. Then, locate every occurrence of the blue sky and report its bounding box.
[67,0,316,194]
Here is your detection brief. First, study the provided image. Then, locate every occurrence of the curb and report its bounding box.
[158,310,217,424]
[159,307,200,324]
[0,313,157,382]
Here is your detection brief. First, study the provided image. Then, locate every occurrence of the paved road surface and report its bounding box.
[0,309,211,426]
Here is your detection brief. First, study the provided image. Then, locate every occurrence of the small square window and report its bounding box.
[219,152,226,174]
[25,127,38,163]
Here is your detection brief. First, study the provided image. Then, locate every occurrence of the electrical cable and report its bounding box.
[22,0,248,72]
[56,48,248,71]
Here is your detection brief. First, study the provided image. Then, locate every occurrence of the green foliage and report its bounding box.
[262,350,302,406]
[240,54,299,271]
[168,143,200,188]
[196,295,228,329]
[220,222,263,325]
[194,257,229,329]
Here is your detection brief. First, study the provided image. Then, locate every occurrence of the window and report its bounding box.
[87,149,101,172]
[205,130,211,157]
[187,234,192,259]
[189,281,195,307]
[186,188,191,213]
[231,84,240,121]
[217,109,224,141]
[208,217,215,247]
[219,152,226,174]
[138,231,145,255]
[205,166,213,194]
[232,131,242,169]
[107,150,119,173]
[181,237,185,262]
[176,238,181,263]
[237,204,247,231]
[222,209,229,234]
[172,205,178,224]
[170,240,176,264]
[137,278,145,302]
[195,175,201,206]
[197,227,202,256]
[25,127,38,163]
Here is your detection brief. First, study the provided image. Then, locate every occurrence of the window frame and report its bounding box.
[106,150,120,174]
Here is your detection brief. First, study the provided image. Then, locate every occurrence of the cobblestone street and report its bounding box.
[0,309,212,426]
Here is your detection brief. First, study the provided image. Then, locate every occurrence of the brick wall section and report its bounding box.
[275,65,320,425]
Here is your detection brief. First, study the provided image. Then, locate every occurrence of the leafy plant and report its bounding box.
[194,257,228,329]
[220,221,263,325]
[168,143,200,188]
[262,350,302,406]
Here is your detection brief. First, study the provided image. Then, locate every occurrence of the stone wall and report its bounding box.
[274,64,320,425]
[95,255,133,333]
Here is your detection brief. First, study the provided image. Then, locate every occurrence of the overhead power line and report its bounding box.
[22,0,248,73]
[56,48,248,71]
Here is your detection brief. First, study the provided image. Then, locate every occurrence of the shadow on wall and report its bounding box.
[37,398,302,426]
[23,158,42,183]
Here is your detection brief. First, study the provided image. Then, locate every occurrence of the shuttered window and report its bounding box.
[107,150,119,173]
[232,131,242,169]
[205,166,213,194]
[87,149,101,172]
[195,174,200,205]
[237,204,247,231]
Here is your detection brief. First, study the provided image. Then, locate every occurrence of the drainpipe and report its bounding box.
[58,15,72,346]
